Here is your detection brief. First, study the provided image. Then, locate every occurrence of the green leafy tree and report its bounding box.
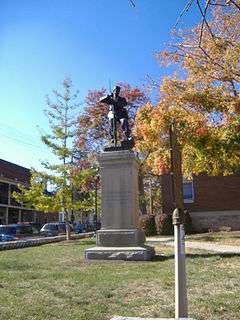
[14,78,96,239]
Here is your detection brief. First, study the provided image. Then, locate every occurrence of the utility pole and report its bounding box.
[169,120,188,319]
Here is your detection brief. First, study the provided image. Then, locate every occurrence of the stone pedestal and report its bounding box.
[85,150,154,261]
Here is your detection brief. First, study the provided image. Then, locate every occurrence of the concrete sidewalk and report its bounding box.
[147,237,240,254]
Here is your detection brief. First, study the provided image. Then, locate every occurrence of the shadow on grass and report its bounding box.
[153,254,175,261]
[154,252,240,261]
[57,239,95,246]
[190,236,216,242]
[186,252,240,259]
[230,235,240,239]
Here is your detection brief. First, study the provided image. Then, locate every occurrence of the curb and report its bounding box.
[0,232,95,251]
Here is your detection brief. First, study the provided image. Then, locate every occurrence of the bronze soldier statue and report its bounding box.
[99,85,133,148]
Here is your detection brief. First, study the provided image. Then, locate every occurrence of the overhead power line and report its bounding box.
[0,130,44,150]
[0,122,46,150]
[0,122,38,143]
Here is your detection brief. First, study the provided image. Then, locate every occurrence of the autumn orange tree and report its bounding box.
[134,2,240,178]
[77,83,147,152]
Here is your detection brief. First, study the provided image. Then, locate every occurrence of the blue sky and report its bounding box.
[0,0,199,170]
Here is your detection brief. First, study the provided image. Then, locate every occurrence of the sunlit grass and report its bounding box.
[0,239,239,320]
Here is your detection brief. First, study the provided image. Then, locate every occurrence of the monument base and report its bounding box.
[85,245,155,261]
[96,229,145,247]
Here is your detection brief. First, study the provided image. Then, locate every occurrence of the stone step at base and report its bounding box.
[85,245,155,261]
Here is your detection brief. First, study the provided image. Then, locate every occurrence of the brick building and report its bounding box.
[0,159,58,225]
[161,173,240,232]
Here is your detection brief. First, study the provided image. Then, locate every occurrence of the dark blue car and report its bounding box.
[0,225,18,241]
[74,223,86,234]
[40,222,73,237]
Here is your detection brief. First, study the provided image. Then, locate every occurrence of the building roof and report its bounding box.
[0,159,31,184]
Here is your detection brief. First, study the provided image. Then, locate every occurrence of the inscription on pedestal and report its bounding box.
[85,150,155,261]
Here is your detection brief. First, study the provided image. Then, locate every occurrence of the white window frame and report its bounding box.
[183,180,194,203]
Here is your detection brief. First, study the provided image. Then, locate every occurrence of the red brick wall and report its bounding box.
[161,173,240,213]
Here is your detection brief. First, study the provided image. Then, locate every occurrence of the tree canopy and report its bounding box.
[14,79,97,238]
[134,3,240,177]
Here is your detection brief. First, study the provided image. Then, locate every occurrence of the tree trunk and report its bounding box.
[66,222,71,240]
[64,209,71,240]
[149,179,153,215]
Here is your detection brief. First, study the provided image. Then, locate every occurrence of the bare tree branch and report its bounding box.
[199,0,209,47]
[145,74,160,89]
[197,0,215,44]
[167,42,240,79]
[228,0,240,11]
[173,0,194,29]
[129,0,136,8]
[229,80,239,97]
[209,1,228,6]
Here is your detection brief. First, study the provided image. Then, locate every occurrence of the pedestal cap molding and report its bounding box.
[97,150,139,165]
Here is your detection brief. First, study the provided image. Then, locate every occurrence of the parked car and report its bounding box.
[0,225,18,241]
[16,224,33,236]
[57,222,71,234]
[73,223,87,234]
[0,234,17,241]
[19,222,41,235]
[0,223,42,241]
[40,222,73,237]
[40,223,59,237]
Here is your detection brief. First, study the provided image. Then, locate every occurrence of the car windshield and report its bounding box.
[42,224,57,230]
[17,225,32,233]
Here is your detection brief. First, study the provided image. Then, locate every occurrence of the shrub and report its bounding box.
[155,210,193,235]
[155,213,174,235]
[139,210,193,236]
[139,215,157,236]
[184,209,193,234]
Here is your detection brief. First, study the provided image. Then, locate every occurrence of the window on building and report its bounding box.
[22,210,34,223]
[8,208,19,224]
[0,182,9,205]
[183,181,194,203]
[0,207,7,224]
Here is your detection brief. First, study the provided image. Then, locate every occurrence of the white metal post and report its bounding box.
[173,208,188,318]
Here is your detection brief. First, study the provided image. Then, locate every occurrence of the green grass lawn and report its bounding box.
[0,238,239,320]
[186,231,240,246]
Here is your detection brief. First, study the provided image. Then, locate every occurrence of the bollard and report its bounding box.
[173,208,188,318]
